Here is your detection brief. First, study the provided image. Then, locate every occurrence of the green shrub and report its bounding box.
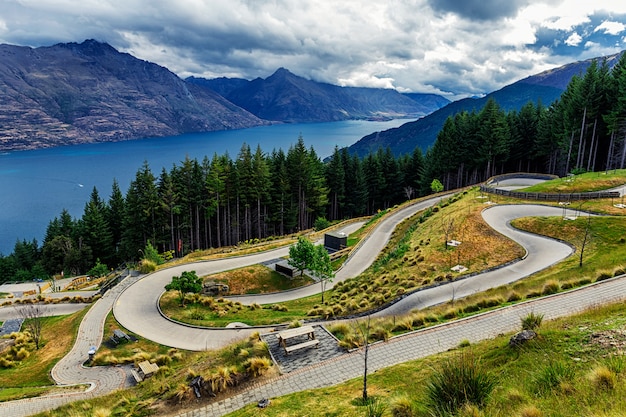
[425,352,496,416]
[314,216,331,231]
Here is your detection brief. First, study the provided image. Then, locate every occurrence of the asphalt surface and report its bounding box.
[112,196,454,350]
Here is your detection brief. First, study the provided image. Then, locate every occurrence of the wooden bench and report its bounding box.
[277,325,319,355]
[130,368,143,383]
[284,339,319,355]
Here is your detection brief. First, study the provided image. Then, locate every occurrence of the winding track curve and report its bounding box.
[0,185,600,417]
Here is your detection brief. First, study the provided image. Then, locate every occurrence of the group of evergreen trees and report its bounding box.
[424,53,626,189]
[3,53,626,283]
[0,137,426,282]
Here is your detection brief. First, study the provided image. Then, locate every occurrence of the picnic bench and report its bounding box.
[276,325,319,355]
[110,329,131,345]
[130,360,159,383]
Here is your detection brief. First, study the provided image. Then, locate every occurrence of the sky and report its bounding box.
[2,0,626,99]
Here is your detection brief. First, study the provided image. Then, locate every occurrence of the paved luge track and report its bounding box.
[1,183,620,417]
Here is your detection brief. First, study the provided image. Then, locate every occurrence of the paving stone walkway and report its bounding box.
[262,325,346,374]
[0,318,24,336]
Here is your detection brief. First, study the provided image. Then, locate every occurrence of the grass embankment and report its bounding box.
[0,309,87,402]
[227,301,626,417]
[519,169,626,193]
[161,189,524,327]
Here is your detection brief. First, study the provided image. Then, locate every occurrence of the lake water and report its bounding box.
[0,119,410,255]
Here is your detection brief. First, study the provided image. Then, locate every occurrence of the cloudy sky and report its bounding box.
[2,0,626,99]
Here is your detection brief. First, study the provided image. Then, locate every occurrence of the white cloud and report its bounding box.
[565,32,583,46]
[595,21,626,35]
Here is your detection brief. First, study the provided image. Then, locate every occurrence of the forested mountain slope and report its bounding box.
[348,51,624,157]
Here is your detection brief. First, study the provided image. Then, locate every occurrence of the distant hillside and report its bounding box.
[348,52,624,157]
[0,40,267,151]
[187,68,450,123]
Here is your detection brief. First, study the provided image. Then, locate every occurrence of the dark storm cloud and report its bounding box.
[427,0,531,21]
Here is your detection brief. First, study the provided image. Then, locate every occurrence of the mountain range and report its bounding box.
[0,40,269,151]
[0,39,621,154]
[187,69,449,122]
[347,52,624,157]
[0,40,448,152]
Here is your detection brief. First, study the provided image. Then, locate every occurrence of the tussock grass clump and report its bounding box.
[541,281,560,295]
[532,361,575,395]
[612,264,626,276]
[328,322,350,339]
[521,312,544,331]
[392,317,414,332]
[463,303,481,313]
[425,352,496,416]
[411,313,426,327]
[519,406,543,417]
[243,357,271,378]
[507,291,522,302]
[287,320,302,329]
[588,365,616,390]
[138,259,157,274]
[441,308,459,320]
[365,397,387,417]
[605,355,626,374]
[370,324,392,342]
[388,395,414,417]
[595,269,614,282]
[92,407,112,417]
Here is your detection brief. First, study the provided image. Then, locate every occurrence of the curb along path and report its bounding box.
[175,275,626,417]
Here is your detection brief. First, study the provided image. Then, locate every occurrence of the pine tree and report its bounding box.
[80,187,113,267]
[106,179,126,265]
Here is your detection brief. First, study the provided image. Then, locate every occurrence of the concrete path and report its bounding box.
[0,303,89,321]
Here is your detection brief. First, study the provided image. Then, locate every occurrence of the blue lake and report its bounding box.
[0,119,410,255]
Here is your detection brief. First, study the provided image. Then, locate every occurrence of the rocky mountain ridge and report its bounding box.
[188,68,450,122]
[0,40,267,151]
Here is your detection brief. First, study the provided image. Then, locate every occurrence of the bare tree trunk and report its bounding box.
[606,131,615,172]
[621,132,626,169]
[587,118,597,172]
[565,131,575,174]
[576,107,587,170]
